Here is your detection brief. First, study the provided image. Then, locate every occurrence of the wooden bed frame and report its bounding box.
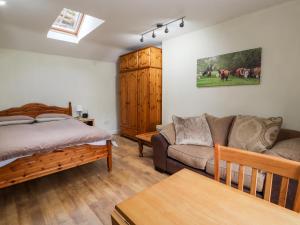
[0,102,112,189]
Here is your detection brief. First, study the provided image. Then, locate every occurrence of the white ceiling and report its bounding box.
[0,0,290,62]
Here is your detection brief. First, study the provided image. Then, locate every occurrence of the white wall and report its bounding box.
[162,1,300,130]
[0,48,118,133]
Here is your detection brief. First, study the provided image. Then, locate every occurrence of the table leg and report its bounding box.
[138,140,144,157]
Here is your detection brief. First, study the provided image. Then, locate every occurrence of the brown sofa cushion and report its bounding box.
[172,115,213,146]
[206,159,265,192]
[228,115,282,153]
[205,114,235,146]
[160,123,176,145]
[265,138,300,162]
[167,145,213,170]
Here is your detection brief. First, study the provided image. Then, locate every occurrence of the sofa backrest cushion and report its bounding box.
[277,129,300,142]
[228,115,283,153]
[160,123,176,145]
[265,138,300,162]
[205,114,235,146]
[172,115,213,146]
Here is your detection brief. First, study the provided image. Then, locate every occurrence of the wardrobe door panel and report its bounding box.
[138,48,151,68]
[120,56,128,71]
[150,48,162,69]
[149,68,162,131]
[127,71,138,130]
[119,72,128,128]
[127,52,138,70]
[137,69,150,133]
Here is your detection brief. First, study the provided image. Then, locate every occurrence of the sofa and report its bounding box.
[152,114,300,210]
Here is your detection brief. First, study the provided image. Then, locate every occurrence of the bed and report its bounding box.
[0,102,112,189]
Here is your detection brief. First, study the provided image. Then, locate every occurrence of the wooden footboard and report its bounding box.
[0,140,112,189]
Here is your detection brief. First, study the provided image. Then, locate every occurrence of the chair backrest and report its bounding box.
[214,144,300,213]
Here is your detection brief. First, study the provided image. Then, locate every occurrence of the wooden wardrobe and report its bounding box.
[119,46,162,138]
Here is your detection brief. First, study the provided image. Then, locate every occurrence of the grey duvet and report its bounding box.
[0,118,111,161]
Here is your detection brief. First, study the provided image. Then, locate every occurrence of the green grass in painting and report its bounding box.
[197,75,260,87]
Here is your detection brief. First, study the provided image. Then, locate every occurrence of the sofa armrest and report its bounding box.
[151,134,169,172]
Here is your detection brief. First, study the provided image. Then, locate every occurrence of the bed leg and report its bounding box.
[107,140,112,172]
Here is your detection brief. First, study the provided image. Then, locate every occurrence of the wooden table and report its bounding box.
[135,131,159,157]
[112,169,300,225]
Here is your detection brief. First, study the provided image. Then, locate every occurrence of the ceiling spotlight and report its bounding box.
[140,35,144,42]
[0,1,6,6]
[164,26,169,33]
[180,18,184,28]
[152,31,156,38]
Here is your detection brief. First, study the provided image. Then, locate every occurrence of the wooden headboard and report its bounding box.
[0,102,72,118]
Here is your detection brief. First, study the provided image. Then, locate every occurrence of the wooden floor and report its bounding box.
[0,136,167,225]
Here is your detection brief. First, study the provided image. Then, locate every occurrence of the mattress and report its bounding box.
[0,118,112,163]
[0,139,118,168]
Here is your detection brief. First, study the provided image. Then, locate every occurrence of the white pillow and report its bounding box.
[35,117,69,122]
[35,113,72,123]
[0,120,35,126]
[0,115,34,122]
[0,115,34,126]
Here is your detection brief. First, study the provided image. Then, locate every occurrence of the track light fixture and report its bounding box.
[164,26,169,33]
[139,16,185,43]
[180,18,184,28]
[152,31,156,38]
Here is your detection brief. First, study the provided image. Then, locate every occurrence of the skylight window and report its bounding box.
[47,8,104,44]
[51,8,84,35]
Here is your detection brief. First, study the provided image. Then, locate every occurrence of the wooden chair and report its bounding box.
[214,144,300,212]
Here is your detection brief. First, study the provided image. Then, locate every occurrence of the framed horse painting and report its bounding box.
[196,48,262,88]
